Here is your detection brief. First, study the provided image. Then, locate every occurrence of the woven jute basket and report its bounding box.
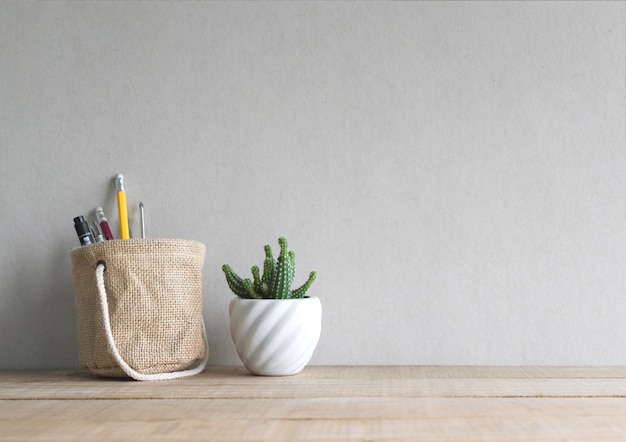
[70,239,208,380]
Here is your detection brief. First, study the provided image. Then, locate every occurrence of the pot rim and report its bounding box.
[230,295,319,302]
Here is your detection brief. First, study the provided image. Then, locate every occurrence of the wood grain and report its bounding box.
[2,366,626,441]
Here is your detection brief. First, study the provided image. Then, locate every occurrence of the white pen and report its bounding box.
[90,221,104,242]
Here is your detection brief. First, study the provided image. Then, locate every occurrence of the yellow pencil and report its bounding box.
[115,174,130,240]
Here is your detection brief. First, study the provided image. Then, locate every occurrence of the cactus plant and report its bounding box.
[223,237,316,299]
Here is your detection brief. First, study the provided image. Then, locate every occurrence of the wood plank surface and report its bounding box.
[2,366,626,441]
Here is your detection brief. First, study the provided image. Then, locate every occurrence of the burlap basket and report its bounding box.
[70,239,208,380]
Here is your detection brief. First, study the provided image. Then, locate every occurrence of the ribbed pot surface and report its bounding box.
[229,297,322,376]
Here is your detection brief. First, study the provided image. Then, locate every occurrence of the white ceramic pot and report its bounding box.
[229,296,322,376]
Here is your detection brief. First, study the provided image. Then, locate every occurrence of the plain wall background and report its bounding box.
[1,1,625,369]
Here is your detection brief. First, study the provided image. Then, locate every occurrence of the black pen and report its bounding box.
[74,216,95,246]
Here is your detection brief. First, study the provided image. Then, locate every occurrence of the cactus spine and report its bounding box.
[222,237,316,299]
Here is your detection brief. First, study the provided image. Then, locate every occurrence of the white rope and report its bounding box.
[95,263,209,381]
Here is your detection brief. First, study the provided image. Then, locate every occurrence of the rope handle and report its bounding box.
[95,263,209,381]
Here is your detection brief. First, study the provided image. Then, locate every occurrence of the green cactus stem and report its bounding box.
[222,237,317,300]
[291,271,317,299]
[251,265,262,293]
[222,265,247,298]
[261,245,274,297]
[243,278,261,299]
[273,237,294,299]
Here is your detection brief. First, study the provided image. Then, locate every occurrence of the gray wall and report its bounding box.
[1,1,625,369]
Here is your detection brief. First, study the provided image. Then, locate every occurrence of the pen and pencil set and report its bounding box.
[73,174,144,246]
[70,174,208,381]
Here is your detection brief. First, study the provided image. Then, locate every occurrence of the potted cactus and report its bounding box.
[223,237,321,376]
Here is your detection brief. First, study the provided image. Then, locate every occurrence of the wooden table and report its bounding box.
[2,366,626,441]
